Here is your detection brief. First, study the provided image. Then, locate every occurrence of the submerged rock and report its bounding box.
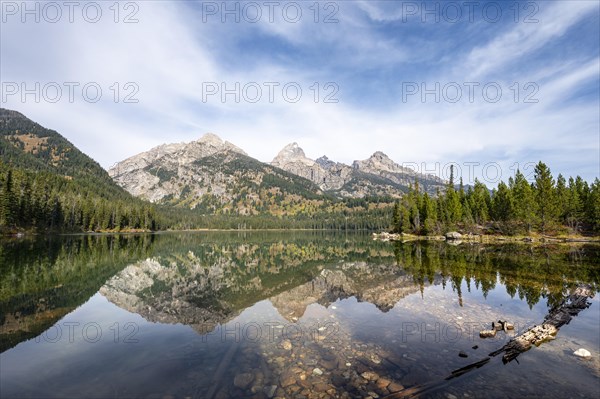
[263,385,277,398]
[446,232,462,240]
[280,339,292,350]
[376,377,391,389]
[388,382,404,393]
[574,348,592,358]
[279,370,296,387]
[479,329,496,338]
[361,371,379,381]
[233,373,254,389]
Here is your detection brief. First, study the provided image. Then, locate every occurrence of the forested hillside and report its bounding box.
[0,109,394,233]
[0,109,160,233]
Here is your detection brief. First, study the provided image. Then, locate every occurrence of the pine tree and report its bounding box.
[441,166,462,228]
[422,192,438,235]
[49,196,63,230]
[458,176,465,202]
[392,200,410,233]
[576,176,593,229]
[470,179,490,225]
[564,177,583,232]
[18,179,32,227]
[511,170,536,232]
[444,188,462,227]
[392,201,401,232]
[461,196,474,231]
[586,179,600,232]
[410,179,421,232]
[555,174,568,222]
[492,181,513,222]
[0,170,17,227]
[534,161,557,233]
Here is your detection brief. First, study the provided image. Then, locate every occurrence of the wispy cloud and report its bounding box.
[464,0,598,79]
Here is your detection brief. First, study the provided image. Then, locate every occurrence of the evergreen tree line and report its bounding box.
[0,161,394,233]
[392,161,600,235]
[0,162,161,232]
[158,204,393,231]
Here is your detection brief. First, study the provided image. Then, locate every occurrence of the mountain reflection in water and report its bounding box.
[1,232,598,398]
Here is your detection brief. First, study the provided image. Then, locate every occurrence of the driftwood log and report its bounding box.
[384,284,595,398]
[488,284,593,363]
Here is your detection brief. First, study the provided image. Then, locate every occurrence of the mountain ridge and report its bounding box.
[110,134,448,208]
[270,141,447,196]
[108,134,326,213]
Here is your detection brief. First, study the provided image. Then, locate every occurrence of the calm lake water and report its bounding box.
[1,232,599,399]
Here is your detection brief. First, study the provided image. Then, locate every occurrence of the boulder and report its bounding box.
[279,370,296,387]
[360,371,379,381]
[446,232,462,240]
[233,373,254,389]
[574,348,592,358]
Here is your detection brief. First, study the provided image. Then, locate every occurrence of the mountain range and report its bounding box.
[109,133,447,210]
[0,108,446,231]
[108,133,324,215]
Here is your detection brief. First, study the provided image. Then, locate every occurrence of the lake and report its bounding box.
[1,232,599,398]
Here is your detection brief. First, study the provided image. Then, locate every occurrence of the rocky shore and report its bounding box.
[372,231,600,244]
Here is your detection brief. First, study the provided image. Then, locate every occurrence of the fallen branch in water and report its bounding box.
[384,284,595,398]
[205,339,240,399]
[488,284,593,363]
[445,357,491,380]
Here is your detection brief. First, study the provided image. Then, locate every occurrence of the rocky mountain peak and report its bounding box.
[353,151,402,174]
[277,142,306,159]
[315,155,335,169]
[271,142,314,168]
[371,151,391,161]
[197,132,223,145]
[270,144,352,191]
[190,132,246,155]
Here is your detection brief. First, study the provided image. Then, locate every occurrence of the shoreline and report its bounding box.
[0,228,371,238]
[3,229,600,243]
[372,231,600,244]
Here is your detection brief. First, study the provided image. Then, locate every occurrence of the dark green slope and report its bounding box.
[0,108,159,232]
[0,108,125,197]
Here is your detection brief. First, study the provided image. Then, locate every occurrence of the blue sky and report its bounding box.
[1,0,598,184]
